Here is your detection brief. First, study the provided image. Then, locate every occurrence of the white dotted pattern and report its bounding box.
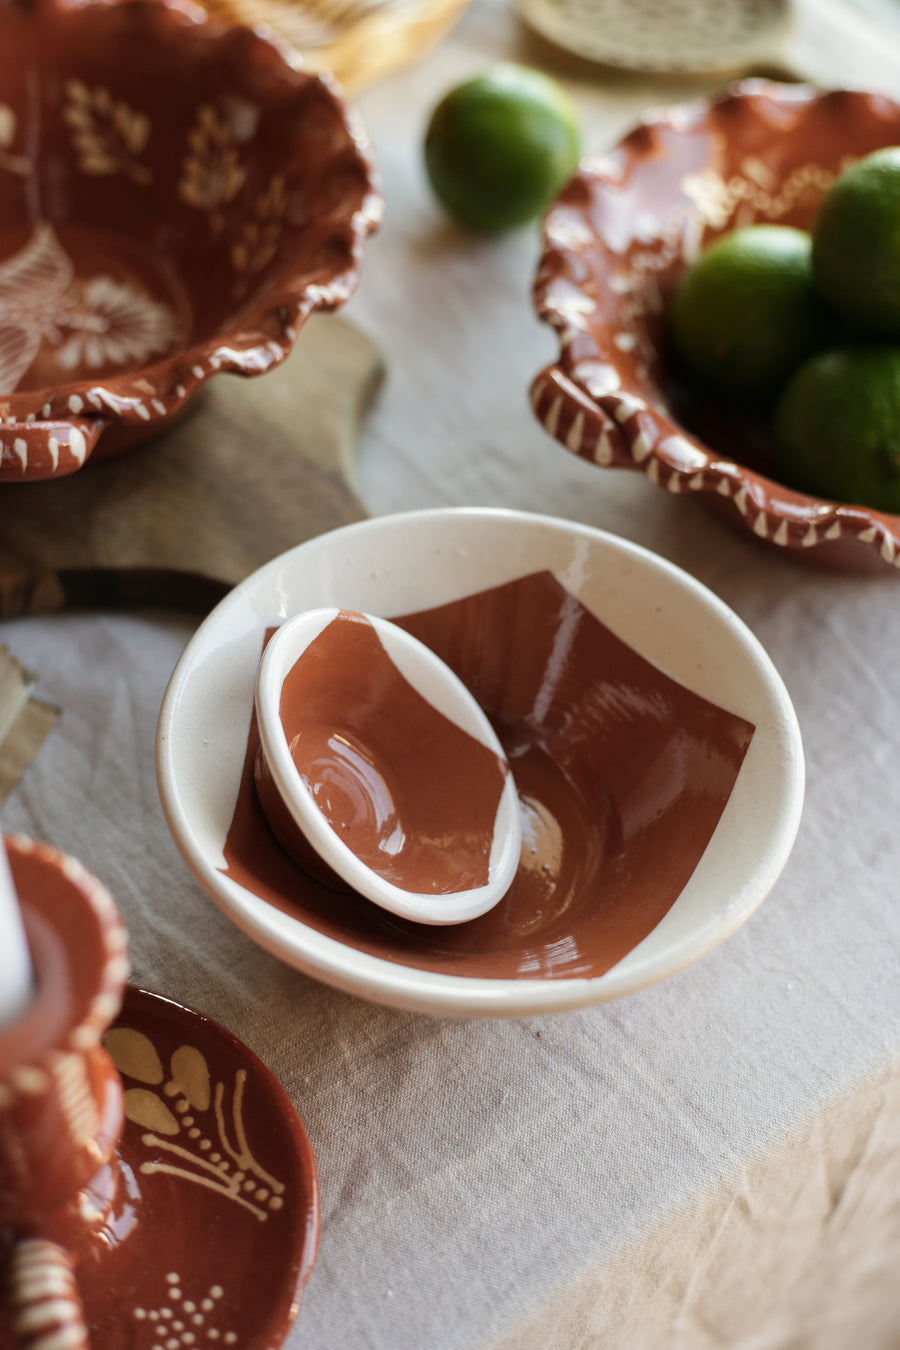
[136,1278,233,1347]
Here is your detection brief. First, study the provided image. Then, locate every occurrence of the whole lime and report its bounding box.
[773,344,900,512]
[668,224,834,404]
[812,147,900,338]
[424,65,581,234]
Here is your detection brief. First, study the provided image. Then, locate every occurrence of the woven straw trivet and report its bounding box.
[200,0,469,90]
[0,313,383,619]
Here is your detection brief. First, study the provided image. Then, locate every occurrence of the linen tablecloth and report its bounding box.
[4,0,900,1345]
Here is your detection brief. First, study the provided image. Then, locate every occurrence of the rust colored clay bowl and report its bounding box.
[0,0,381,481]
[531,81,900,575]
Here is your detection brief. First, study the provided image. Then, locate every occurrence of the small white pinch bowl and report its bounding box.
[157,508,804,1019]
[254,608,522,926]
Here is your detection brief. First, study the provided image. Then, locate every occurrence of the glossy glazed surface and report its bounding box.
[83,986,320,1350]
[273,611,507,895]
[0,835,127,1350]
[0,841,319,1350]
[253,607,522,923]
[0,0,381,480]
[157,509,805,1017]
[0,836,127,1247]
[532,82,900,573]
[225,572,754,977]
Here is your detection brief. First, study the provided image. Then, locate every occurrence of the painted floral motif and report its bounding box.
[590,158,841,383]
[179,105,247,231]
[134,1272,239,1347]
[63,81,152,185]
[680,158,837,236]
[0,225,180,393]
[52,274,179,372]
[231,174,286,294]
[0,104,31,176]
[105,1027,285,1223]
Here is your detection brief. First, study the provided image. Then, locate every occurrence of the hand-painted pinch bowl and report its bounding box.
[0,0,381,481]
[156,508,804,1018]
[531,82,900,575]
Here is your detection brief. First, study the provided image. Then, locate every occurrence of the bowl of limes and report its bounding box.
[531,81,900,574]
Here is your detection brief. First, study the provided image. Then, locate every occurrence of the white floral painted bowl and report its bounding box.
[531,82,900,575]
[0,0,381,480]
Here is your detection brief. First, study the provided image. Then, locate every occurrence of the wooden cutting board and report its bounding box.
[0,314,382,619]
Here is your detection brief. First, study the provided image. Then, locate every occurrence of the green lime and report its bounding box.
[812,147,900,338]
[773,344,900,511]
[424,64,581,234]
[668,224,834,404]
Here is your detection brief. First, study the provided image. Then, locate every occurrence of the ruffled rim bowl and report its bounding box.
[0,0,382,480]
[531,81,900,575]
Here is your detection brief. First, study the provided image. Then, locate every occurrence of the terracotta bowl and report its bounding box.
[157,508,804,1018]
[531,82,900,575]
[0,0,381,481]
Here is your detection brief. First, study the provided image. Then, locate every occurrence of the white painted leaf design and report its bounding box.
[123,1087,180,1135]
[0,222,73,309]
[169,1045,211,1111]
[104,1027,164,1084]
[0,319,40,396]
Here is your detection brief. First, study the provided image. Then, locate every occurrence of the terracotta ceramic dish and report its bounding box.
[156,508,804,1019]
[1,834,320,1350]
[0,0,381,481]
[531,82,900,575]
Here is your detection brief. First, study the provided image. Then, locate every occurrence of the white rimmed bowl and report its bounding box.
[156,508,804,1018]
[254,608,522,925]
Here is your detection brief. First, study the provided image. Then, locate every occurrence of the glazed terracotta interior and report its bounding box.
[222,572,755,981]
[80,987,319,1350]
[0,0,372,414]
[272,612,508,896]
[0,842,319,1350]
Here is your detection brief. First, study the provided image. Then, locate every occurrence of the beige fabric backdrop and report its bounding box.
[489,1066,900,1350]
[3,0,900,1347]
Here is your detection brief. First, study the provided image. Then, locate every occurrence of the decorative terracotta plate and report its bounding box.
[0,836,319,1350]
[531,82,900,574]
[156,508,804,1019]
[84,986,320,1350]
[0,0,381,481]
